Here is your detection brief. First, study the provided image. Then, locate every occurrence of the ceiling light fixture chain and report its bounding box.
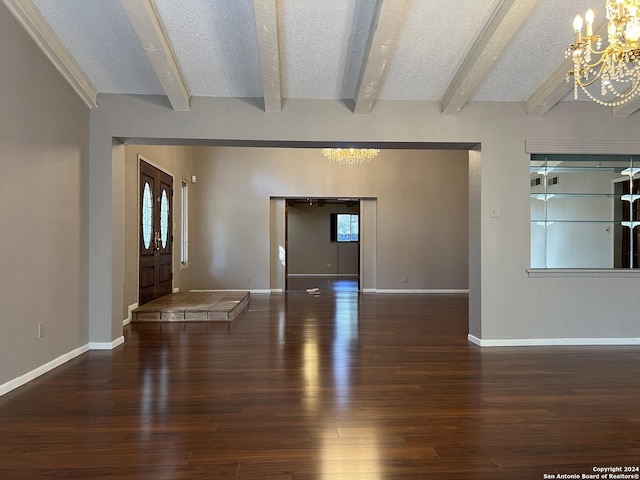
[567,0,640,106]
[321,148,380,166]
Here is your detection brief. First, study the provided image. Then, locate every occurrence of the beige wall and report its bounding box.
[190,147,469,290]
[0,2,89,388]
[123,145,193,320]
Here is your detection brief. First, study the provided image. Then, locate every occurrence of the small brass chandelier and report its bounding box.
[322,148,379,166]
[567,0,640,106]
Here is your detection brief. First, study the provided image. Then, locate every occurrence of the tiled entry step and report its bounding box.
[132,291,250,322]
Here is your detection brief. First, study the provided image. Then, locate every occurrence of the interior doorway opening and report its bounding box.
[285,198,360,293]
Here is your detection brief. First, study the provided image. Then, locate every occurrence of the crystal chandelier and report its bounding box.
[567,0,640,106]
[322,148,379,166]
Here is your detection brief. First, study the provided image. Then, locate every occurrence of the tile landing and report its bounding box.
[132,291,250,323]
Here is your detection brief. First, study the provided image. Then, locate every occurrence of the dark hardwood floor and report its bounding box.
[1,288,639,479]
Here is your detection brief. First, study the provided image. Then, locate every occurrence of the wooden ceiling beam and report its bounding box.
[353,0,408,115]
[120,0,190,111]
[441,0,539,115]
[252,0,282,113]
[525,57,573,116]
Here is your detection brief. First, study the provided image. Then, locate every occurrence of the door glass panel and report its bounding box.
[142,182,153,249]
[160,189,169,248]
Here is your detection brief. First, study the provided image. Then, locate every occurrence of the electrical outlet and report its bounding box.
[402,276,408,283]
[247,276,251,283]
[38,322,45,338]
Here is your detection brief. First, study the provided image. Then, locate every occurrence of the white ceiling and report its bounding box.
[6,0,634,116]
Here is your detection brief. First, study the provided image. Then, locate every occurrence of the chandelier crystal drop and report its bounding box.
[321,148,379,166]
[567,0,640,106]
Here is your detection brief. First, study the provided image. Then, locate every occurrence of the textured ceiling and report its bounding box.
[32,0,164,94]
[154,0,263,97]
[12,0,619,114]
[379,0,502,100]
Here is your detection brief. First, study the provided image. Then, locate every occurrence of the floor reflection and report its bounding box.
[322,427,381,480]
[333,291,358,408]
[135,328,170,446]
[285,277,360,412]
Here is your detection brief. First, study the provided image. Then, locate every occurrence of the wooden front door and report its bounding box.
[139,160,173,305]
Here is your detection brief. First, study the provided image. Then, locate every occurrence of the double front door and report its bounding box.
[139,160,173,305]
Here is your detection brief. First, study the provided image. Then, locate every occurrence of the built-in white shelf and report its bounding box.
[621,221,640,229]
[621,194,640,203]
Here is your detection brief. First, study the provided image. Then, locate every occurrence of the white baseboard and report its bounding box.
[0,344,90,397]
[89,336,125,350]
[123,302,138,326]
[361,288,377,293]
[468,334,640,347]
[172,287,179,293]
[270,289,284,293]
[376,289,469,294]
[1,335,128,396]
